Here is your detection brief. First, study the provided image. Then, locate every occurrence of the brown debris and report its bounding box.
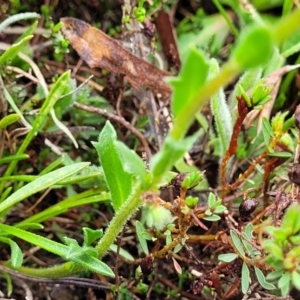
[60,17,172,98]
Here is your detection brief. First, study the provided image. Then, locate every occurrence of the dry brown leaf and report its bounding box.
[60,17,172,98]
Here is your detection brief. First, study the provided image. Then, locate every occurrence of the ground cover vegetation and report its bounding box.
[1,0,300,299]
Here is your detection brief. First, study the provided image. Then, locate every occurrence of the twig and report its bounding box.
[5,66,39,84]
[73,101,152,157]
[0,264,111,291]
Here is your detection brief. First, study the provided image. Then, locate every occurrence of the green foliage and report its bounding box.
[263,203,300,295]
[0,35,33,68]
[0,163,89,214]
[169,49,209,117]
[0,114,20,129]
[204,193,226,221]
[219,224,275,294]
[0,224,114,277]
[136,221,150,255]
[232,24,274,69]
[2,3,300,298]
[181,171,203,190]
[209,58,232,157]
[94,122,142,211]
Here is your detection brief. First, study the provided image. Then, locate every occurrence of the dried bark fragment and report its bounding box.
[60,17,172,98]
[154,10,181,72]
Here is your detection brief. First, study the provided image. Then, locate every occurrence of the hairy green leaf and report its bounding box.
[218,253,238,262]
[93,121,133,211]
[230,231,245,257]
[241,262,250,294]
[254,267,276,290]
[169,48,209,117]
[209,58,232,156]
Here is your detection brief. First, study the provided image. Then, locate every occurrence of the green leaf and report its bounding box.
[291,271,300,290]
[0,154,28,165]
[93,121,133,211]
[209,58,232,157]
[278,272,291,288]
[181,171,203,190]
[0,35,33,67]
[0,223,69,257]
[290,235,300,245]
[208,193,216,208]
[263,242,283,260]
[0,237,23,268]
[53,77,76,119]
[262,117,274,148]
[214,205,226,214]
[15,20,38,43]
[64,237,87,259]
[244,223,254,240]
[205,209,212,216]
[136,221,149,255]
[115,141,148,186]
[232,24,274,69]
[218,253,238,262]
[185,196,199,208]
[266,270,284,281]
[241,238,255,256]
[229,68,262,110]
[166,234,172,246]
[174,239,185,254]
[169,48,209,117]
[230,231,245,257]
[281,203,300,235]
[69,251,115,277]
[237,84,251,107]
[0,162,89,214]
[254,267,276,290]
[251,78,272,106]
[282,0,293,16]
[268,152,292,158]
[203,214,221,221]
[140,232,155,241]
[241,262,250,294]
[0,224,115,277]
[109,244,134,262]
[0,114,20,129]
[16,223,43,230]
[278,272,291,296]
[82,228,103,247]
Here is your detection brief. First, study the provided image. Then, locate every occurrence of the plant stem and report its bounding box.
[5,261,82,278]
[273,8,300,44]
[96,185,142,258]
[170,60,240,141]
